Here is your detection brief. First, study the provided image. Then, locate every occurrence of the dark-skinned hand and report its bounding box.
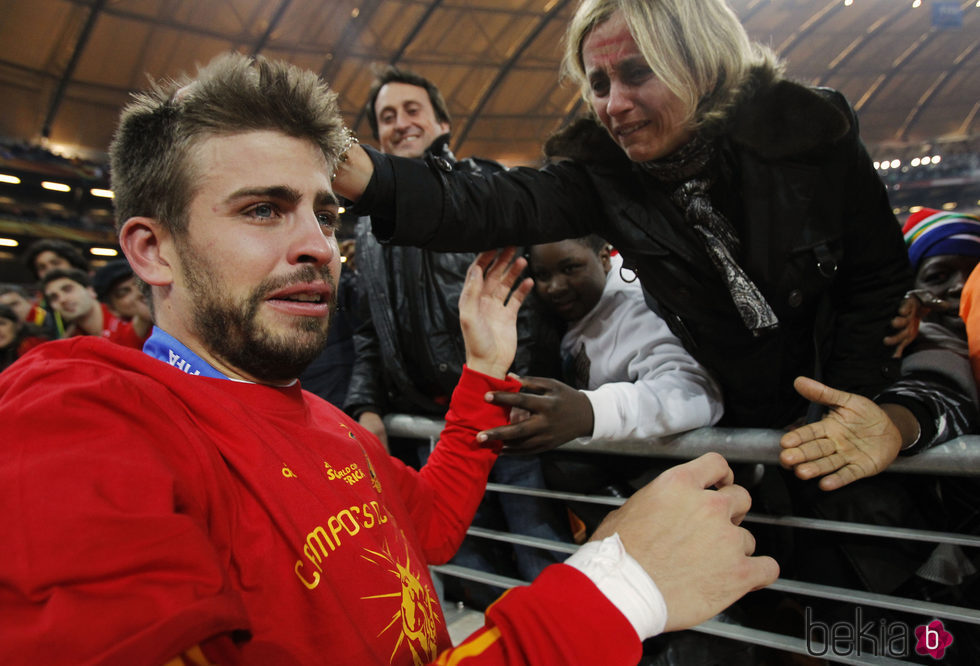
[475,376,594,454]
[883,291,956,358]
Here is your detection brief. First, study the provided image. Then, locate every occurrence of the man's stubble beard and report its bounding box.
[179,241,335,383]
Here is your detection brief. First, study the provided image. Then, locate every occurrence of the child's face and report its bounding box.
[529,240,609,322]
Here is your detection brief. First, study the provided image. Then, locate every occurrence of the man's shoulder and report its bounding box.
[2,337,172,396]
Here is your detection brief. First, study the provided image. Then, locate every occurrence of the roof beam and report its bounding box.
[41,0,106,139]
[351,0,446,131]
[250,0,294,57]
[453,0,572,153]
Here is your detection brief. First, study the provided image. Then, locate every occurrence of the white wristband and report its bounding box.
[565,533,668,640]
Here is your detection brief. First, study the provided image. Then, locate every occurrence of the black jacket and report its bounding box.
[355,72,911,428]
[344,137,556,418]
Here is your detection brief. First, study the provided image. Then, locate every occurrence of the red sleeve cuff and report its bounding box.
[444,366,521,452]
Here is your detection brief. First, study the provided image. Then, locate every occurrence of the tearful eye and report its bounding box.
[590,79,609,97]
[251,203,276,218]
[316,212,338,228]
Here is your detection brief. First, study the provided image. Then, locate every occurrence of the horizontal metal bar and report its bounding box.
[429,564,968,662]
[484,483,980,549]
[457,528,980,624]
[745,514,980,549]
[429,563,524,590]
[464,525,579,554]
[384,414,980,477]
[770,578,980,625]
[484,481,625,506]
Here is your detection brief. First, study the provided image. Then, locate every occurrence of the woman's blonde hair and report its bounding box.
[563,0,781,131]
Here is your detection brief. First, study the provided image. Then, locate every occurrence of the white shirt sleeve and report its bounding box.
[580,291,723,441]
[564,533,668,640]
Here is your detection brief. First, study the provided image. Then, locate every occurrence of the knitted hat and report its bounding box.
[902,208,980,270]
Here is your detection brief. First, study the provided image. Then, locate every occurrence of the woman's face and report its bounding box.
[582,12,692,162]
[0,317,17,349]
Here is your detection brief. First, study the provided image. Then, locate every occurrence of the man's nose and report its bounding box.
[289,212,336,267]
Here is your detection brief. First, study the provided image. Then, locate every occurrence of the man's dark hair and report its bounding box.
[0,283,31,300]
[41,268,92,292]
[24,239,91,279]
[573,234,610,254]
[365,65,452,141]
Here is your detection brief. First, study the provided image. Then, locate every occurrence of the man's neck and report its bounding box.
[146,324,298,387]
[75,303,105,336]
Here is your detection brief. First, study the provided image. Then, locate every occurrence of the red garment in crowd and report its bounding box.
[69,302,149,349]
[0,339,640,666]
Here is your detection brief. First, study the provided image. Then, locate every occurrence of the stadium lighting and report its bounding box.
[911,158,920,167]
[890,159,901,169]
[89,247,119,257]
[0,174,20,184]
[931,155,942,164]
[41,181,71,192]
[90,188,114,198]
[0,238,18,247]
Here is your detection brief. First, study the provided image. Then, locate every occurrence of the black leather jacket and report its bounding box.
[344,136,556,418]
[354,72,911,428]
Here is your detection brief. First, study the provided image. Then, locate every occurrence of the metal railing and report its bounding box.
[387,414,980,664]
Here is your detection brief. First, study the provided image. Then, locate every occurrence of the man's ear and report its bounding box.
[119,217,175,288]
[599,245,612,275]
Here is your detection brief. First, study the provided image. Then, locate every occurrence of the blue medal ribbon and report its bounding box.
[142,326,229,380]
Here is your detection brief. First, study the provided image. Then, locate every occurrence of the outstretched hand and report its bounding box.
[476,376,594,452]
[458,248,533,380]
[592,453,779,632]
[779,376,903,491]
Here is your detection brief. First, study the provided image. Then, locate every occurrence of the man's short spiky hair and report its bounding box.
[109,52,351,235]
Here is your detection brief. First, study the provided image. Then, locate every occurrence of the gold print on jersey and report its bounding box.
[293,500,390,590]
[361,540,440,666]
[324,461,366,486]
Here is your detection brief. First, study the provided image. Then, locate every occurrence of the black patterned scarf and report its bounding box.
[640,136,778,333]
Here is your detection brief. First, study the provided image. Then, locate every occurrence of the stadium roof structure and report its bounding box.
[0,0,978,166]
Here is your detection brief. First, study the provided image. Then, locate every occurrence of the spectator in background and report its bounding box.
[24,238,91,280]
[484,235,722,451]
[0,304,47,372]
[783,208,980,486]
[345,65,569,607]
[299,238,361,407]
[42,268,149,349]
[488,235,722,537]
[22,239,92,338]
[92,259,153,324]
[0,284,48,329]
[900,208,980,346]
